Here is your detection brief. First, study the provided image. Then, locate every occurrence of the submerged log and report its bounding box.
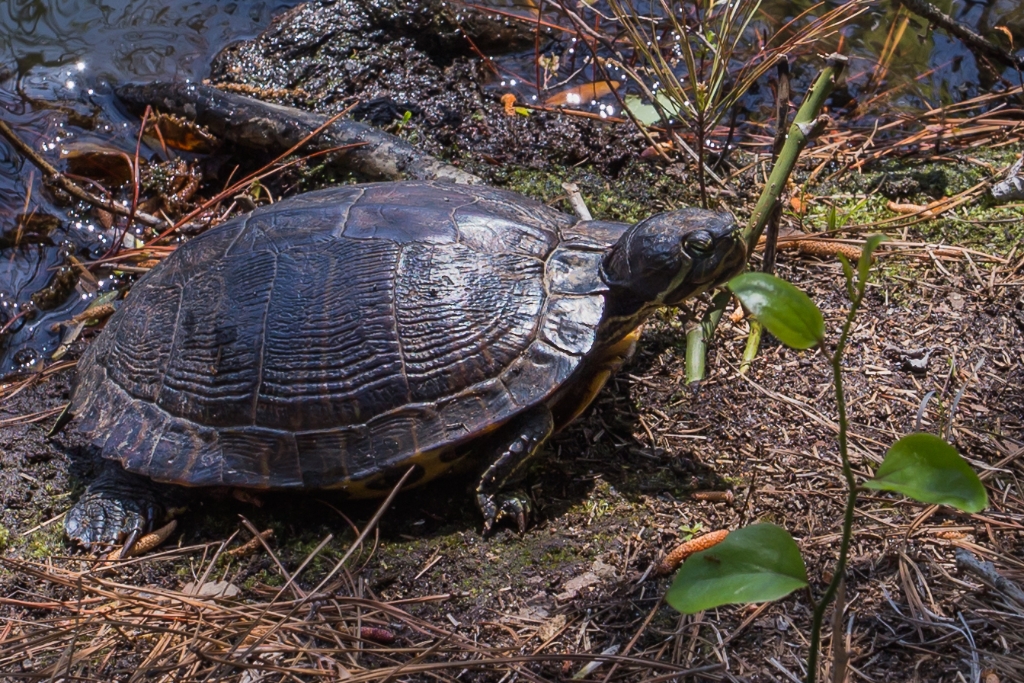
[116,81,481,185]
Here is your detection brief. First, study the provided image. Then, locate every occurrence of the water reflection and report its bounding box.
[0,0,299,373]
[2,0,292,95]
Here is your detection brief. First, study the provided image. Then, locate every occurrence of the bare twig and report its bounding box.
[956,548,1024,608]
[897,0,1024,69]
[0,117,163,227]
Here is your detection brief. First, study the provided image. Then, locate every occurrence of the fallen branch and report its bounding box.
[991,154,1024,203]
[897,0,1024,70]
[116,81,481,185]
[956,548,1024,609]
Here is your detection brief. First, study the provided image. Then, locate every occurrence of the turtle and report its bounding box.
[64,180,746,549]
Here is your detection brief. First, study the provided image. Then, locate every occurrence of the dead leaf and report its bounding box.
[545,81,620,107]
[145,113,217,153]
[537,613,566,641]
[501,93,517,116]
[591,558,617,579]
[556,571,601,600]
[61,142,135,184]
[183,580,241,598]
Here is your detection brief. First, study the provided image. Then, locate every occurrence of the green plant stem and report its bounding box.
[696,110,708,208]
[685,57,848,388]
[684,289,732,384]
[739,319,762,375]
[684,324,705,386]
[730,54,846,387]
[741,54,847,252]
[805,285,866,683]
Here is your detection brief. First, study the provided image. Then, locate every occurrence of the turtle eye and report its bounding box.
[685,230,714,253]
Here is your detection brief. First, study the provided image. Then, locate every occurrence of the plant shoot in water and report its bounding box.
[608,0,867,207]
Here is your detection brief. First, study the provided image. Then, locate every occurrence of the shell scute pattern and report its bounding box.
[545,249,608,296]
[216,427,301,486]
[256,239,406,430]
[160,250,277,425]
[541,295,605,355]
[224,185,366,255]
[72,181,605,488]
[396,243,545,402]
[499,341,577,407]
[454,208,556,257]
[101,278,180,403]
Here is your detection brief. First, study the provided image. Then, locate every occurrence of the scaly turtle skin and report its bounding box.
[67,180,746,548]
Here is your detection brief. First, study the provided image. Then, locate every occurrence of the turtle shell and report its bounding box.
[72,181,618,491]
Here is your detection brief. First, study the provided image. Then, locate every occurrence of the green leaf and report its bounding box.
[666,523,808,614]
[623,93,684,126]
[728,272,825,349]
[857,234,886,286]
[826,204,838,231]
[864,433,988,513]
[623,95,658,126]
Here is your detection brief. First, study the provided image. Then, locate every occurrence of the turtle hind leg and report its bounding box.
[64,462,180,552]
[475,406,554,535]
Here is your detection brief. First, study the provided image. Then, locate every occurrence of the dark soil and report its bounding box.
[3,252,1021,682]
[205,0,675,202]
[1,1,1023,681]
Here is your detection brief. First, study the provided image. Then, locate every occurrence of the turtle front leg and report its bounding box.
[65,463,177,553]
[476,406,554,535]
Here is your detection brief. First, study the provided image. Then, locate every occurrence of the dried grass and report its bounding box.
[0,554,722,682]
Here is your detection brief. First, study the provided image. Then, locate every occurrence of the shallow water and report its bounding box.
[494,0,1022,119]
[0,0,300,374]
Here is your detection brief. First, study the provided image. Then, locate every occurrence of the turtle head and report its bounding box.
[602,208,747,309]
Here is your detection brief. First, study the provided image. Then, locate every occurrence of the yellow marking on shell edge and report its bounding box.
[322,327,644,500]
[325,409,512,498]
[563,368,611,426]
[558,327,642,427]
[325,444,478,499]
[605,327,642,361]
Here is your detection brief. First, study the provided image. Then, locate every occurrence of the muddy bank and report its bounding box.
[206,0,667,194]
[3,243,1022,680]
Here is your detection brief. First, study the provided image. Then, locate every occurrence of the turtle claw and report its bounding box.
[120,528,142,559]
[479,492,532,536]
[475,407,551,536]
[65,465,162,550]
